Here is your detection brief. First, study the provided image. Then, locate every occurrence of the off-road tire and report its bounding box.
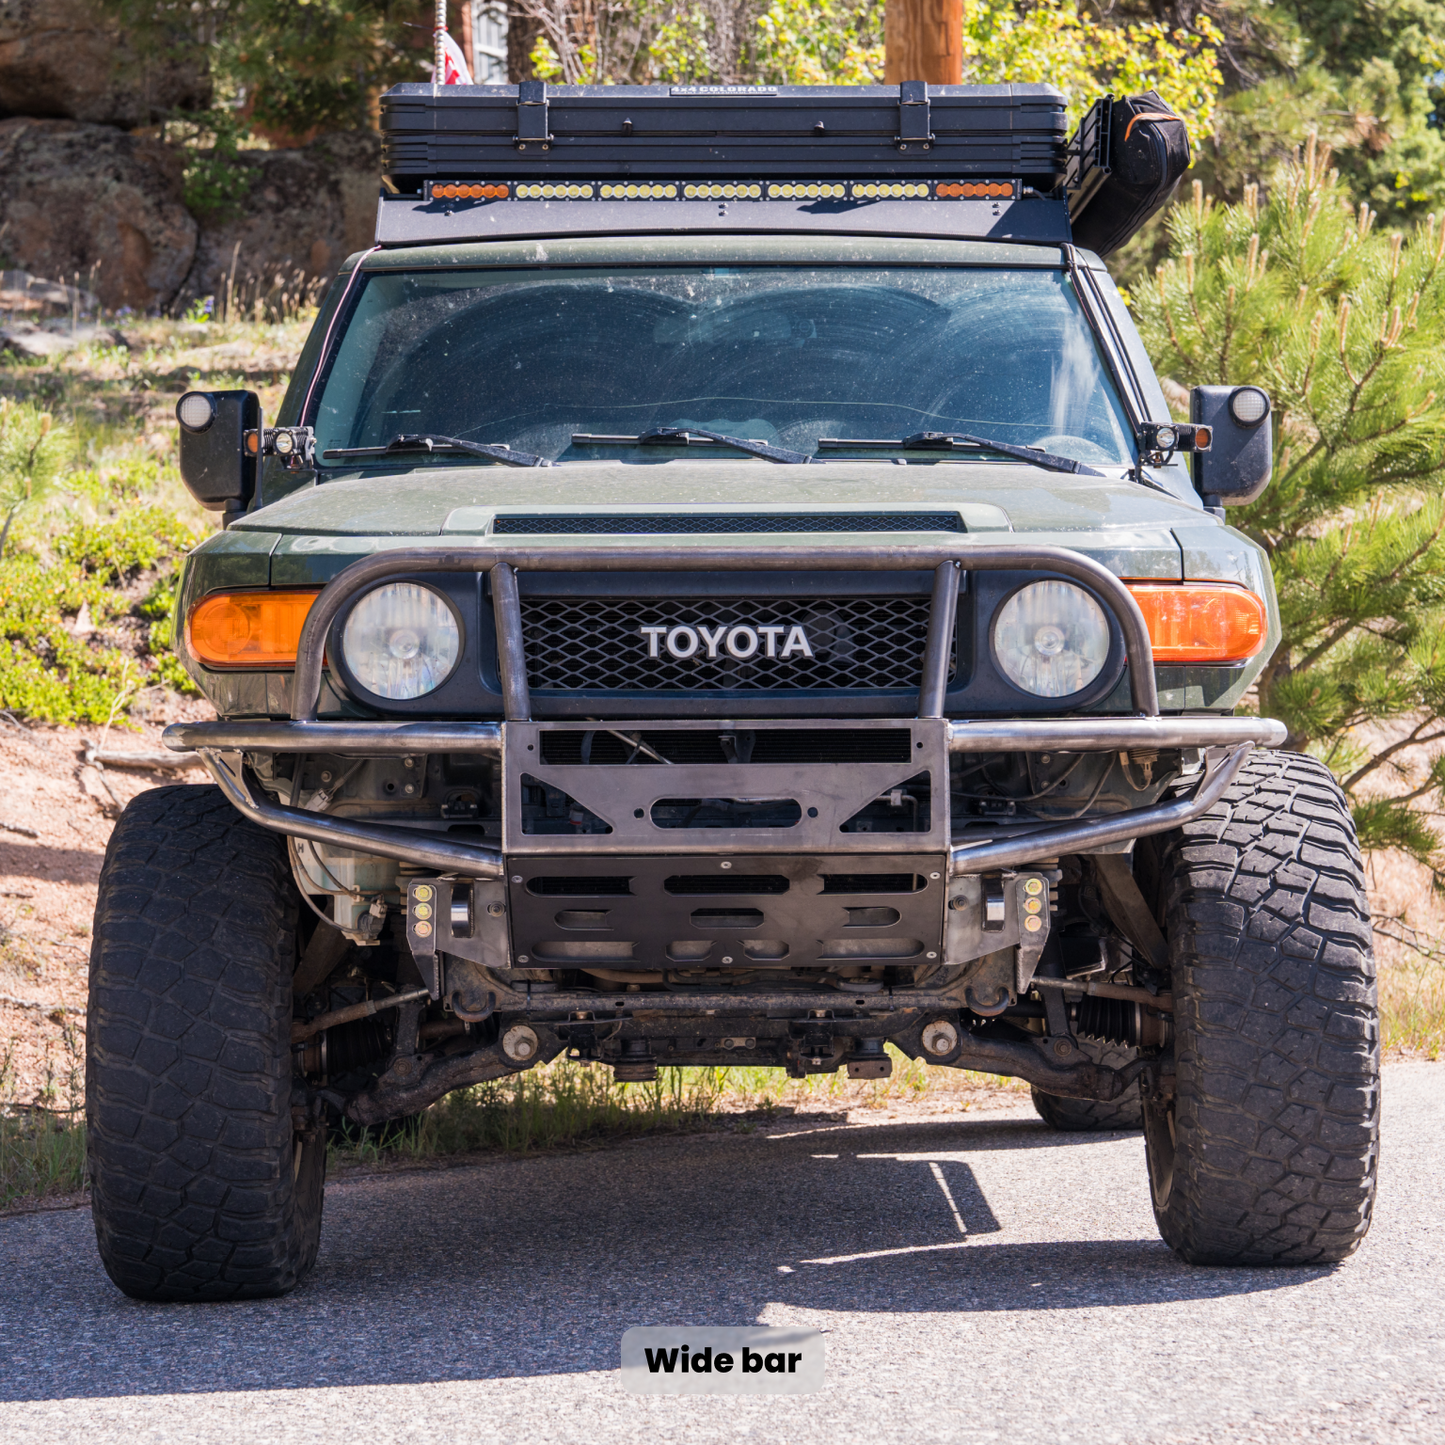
[1144,751,1379,1265]
[1031,1038,1144,1131]
[87,784,324,1301]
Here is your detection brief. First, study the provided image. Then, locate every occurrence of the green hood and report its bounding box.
[237,459,1219,585]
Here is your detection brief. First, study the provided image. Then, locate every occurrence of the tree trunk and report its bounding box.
[508,3,543,82]
[884,0,963,84]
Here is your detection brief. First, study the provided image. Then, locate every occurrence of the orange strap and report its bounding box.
[1123,111,1182,142]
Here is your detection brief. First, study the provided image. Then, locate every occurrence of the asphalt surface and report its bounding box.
[2,1062,1441,1444]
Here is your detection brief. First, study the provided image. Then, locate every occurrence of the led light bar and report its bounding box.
[424,178,1019,204]
[431,182,511,199]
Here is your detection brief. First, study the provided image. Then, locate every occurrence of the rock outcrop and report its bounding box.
[0,118,199,312]
[0,0,209,128]
[0,319,129,359]
[0,118,381,316]
[177,132,382,310]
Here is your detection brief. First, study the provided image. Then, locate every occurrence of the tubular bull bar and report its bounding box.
[164,542,1287,876]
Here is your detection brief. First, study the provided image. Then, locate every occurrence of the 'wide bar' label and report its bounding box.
[620,1326,824,1395]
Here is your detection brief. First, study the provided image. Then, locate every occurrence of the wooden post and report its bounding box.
[884,0,963,84]
[459,1,474,79]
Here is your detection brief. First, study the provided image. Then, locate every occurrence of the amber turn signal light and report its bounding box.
[1125,582,1268,663]
[187,590,320,668]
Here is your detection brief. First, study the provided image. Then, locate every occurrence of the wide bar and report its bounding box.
[947,717,1286,752]
[163,721,503,755]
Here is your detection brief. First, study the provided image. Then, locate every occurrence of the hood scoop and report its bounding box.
[489,511,967,535]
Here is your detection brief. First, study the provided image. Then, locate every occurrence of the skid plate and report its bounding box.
[506,852,947,971]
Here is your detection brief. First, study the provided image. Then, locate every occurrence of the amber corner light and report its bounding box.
[1125,582,1268,664]
[187,590,321,668]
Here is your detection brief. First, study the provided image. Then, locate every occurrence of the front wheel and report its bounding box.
[1145,751,1379,1265]
[87,785,325,1301]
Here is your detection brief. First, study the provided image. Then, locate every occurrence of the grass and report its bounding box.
[0,502,203,721]
[328,1047,1026,1172]
[0,308,314,723]
[0,1023,86,1211]
[1376,936,1445,1060]
[0,1112,87,1211]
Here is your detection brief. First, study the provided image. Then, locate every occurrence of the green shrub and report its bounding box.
[55,505,200,582]
[140,570,198,696]
[1135,149,1445,877]
[0,507,201,723]
[0,398,74,557]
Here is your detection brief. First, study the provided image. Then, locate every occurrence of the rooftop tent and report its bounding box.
[380,81,1069,188]
[373,81,1188,257]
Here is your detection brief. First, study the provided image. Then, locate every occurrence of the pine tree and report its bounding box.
[1133,138,1445,876]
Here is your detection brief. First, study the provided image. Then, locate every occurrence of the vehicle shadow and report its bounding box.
[0,839,104,885]
[0,1112,1338,1402]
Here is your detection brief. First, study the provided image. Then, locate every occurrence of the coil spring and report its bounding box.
[1076,995,1141,1048]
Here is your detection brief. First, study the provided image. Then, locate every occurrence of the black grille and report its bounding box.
[495,512,964,535]
[521,594,937,692]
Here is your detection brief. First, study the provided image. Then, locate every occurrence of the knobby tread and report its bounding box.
[1031,1037,1143,1131]
[87,784,323,1301]
[1151,750,1379,1265]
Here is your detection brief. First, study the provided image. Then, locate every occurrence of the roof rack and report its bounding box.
[371,82,1185,258]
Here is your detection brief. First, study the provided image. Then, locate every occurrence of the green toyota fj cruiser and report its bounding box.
[85,82,1378,1300]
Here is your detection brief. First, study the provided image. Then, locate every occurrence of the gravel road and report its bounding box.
[2,1061,1441,1444]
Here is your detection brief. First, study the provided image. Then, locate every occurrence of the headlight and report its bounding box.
[993,581,1110,698]
[341,583,461,699]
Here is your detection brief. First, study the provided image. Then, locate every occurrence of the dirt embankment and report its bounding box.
[0,692,211,1103]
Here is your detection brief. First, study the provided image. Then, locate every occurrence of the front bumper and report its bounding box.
[164,538,1286,880]
[175,717,1274,881]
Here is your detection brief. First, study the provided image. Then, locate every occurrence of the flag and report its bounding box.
[438,29,473,85]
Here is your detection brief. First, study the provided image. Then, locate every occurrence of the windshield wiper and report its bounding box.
[321,434,551,468]
[572,427,816,465]
[817,432,1104,477]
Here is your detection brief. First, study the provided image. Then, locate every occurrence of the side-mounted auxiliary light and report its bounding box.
[1138,421,1212,465]
[242,425,316,470]
[176,390,316,523]
[176,392,216,433]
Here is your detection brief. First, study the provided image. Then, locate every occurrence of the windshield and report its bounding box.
[312,265,1136,467]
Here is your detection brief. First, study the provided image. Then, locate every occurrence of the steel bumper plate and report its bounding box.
[501,717,949,855]
[505,853,947,972]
